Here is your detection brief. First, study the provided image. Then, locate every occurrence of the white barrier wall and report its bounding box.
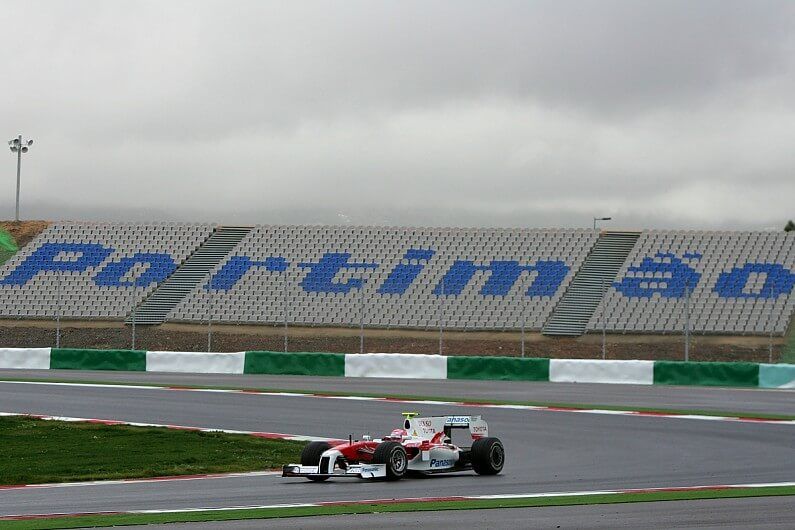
[145,351,246,374]
[0,347,51,369]
[344,353,447,379]
[549,359,655,385]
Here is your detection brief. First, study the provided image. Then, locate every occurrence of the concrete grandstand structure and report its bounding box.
[0,222,792,336]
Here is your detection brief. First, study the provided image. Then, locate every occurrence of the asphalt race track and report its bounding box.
[2,369,794,415]
[0,378,793,522]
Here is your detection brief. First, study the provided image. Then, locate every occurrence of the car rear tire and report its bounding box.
[471,437,504,475]
[300,441,331,482]
[372,441,408,481]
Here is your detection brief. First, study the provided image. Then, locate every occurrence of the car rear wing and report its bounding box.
[403,414,489,440]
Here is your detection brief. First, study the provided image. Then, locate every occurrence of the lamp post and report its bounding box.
[8,135,33,222]
[593,217,612,230]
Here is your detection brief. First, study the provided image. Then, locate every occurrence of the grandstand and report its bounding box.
[0,223,213,319]
[0,222,792,338]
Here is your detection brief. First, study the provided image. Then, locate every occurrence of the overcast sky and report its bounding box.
[2,0,794,230]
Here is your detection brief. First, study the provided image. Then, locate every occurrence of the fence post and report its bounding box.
[438,277,444,355]
[55,272,61,349]
[207,282,213,353]
[130,287,136,350]
[684,282,690,362]
[769,279,775,363]
[520,299,525,358]
[601,278,607,360]
[359,282,365,354]
[283,268,288,353]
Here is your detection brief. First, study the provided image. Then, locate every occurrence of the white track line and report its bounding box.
[2,380,793,426]
[2,481,793,519]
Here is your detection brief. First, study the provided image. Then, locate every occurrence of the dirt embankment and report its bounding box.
[0,220,50,247]
[0,321,784,363]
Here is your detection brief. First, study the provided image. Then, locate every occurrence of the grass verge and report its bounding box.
[2,485,793,529]
[2,377,794,421]
[0,417,304,485]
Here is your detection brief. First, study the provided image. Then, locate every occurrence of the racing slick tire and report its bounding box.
[471,437,504,475]
[372,441,408,481]
[300,441,331,482]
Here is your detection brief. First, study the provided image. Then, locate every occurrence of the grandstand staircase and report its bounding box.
[126,226,252,325]
[542,231,640,336]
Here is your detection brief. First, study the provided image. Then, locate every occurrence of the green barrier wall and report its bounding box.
[447,356,550,381]
[50,349,146,371]
[653,361,759,387]
[244,351,345,377]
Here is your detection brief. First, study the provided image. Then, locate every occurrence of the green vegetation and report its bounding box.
[0,417,304,485]
[0,228,16,265]
[2,378,794,421]
[2,485,793,529]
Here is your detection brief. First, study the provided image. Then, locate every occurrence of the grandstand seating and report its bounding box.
[0,223,793,336]
[586,231,795,335]
[167,226,598,330]
[0,223,213,319]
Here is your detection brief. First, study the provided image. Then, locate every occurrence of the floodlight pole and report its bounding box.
[15,135,21,222]
[8,134,33,222]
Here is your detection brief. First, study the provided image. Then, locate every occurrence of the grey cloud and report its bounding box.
[1,0,794,230]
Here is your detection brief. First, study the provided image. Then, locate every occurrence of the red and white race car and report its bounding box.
[282,413,504,481]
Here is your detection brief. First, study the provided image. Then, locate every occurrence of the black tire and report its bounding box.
[300,441,331,482]
[471,437,504,475]
[372,441,408,481]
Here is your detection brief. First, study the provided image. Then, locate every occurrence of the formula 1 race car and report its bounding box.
[282,413,504,481]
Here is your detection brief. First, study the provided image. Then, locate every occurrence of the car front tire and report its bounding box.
[300,441,331,482]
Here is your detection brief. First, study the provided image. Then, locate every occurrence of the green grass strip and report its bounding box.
[244,351,345,377]
[49,349,145,371]
[2,485,793,529]
[0,417,304,485]
[2,377,793,421]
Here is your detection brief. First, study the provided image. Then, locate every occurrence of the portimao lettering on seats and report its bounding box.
[1,243,794,299]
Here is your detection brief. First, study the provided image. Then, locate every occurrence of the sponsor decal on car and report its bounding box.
[430,459,455,468]
[446,416,470,426]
